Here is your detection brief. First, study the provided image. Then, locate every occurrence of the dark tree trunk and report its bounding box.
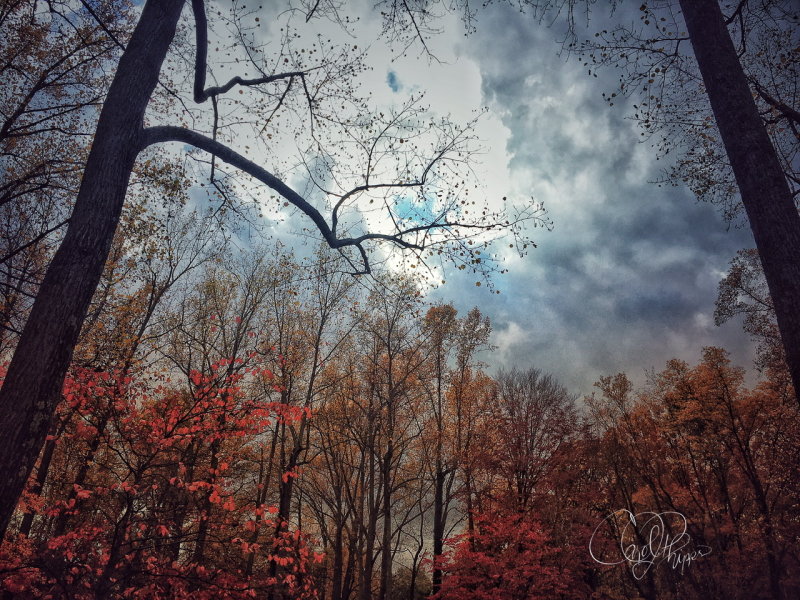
[360,448,377,600]
[679,0,800,403]
[192,434,221,565]
[343,530,358,600]
[331,520,345,600]
[17,421,59,538]
[245,427,279,577]
[267,420,304,592]
[168,441,199,563]
[378,442,393,600]
[464,467,475,547]
[432,464,445,593]
[0,0,186,537]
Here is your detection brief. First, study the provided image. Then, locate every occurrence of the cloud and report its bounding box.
[493,321,528,365]
[427,2,756,395]
[229,0,756,396]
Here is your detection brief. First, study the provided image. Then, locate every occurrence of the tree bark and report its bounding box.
[360,446,377,600]
[432,465,445,593]
[379,441,393,600]
[0,0,185,537]
[331,519,345,600]
[678,0,800,402]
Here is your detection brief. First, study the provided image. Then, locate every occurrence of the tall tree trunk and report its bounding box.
[464,466,476,548]
[168,441,199,563]
[330,517,345,600]
[267,419,305,593]
[343,530,359,600]
[678,0,800,402]
[752,483,783,600]
[17,420,59,538]
[96,480,139,600]
[360,448,377,600]
[0,0,186,537]
[245,430,279,577]
[192,434,221,565]
[378,442,393,600]
[432,463,445,594]
[52,413,110,537]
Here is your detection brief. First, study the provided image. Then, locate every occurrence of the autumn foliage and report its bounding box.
[0,364,321,599]
[2,283,799,599]
[1,0,798,598]
[431,508,584,600]
[0,256,798,600]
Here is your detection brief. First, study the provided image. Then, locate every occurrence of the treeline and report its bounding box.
[0,237,797,599]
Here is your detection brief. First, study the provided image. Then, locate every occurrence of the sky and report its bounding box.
[337,2,756,396]
[197,1,758,397]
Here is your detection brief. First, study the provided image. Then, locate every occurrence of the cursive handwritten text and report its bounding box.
[589,509,711,580]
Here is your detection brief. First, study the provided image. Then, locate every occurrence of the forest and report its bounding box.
[1,0,799,599]
[2,249,799,599]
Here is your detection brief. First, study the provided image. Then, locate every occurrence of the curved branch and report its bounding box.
[141,126,525,277]
[139,127,451,274]
[751,80,800,128]
[200,71,306,103]
[141,125,336,241]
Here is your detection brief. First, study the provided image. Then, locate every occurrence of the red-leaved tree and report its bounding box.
[431,508,587,600]
[0,363,322,599]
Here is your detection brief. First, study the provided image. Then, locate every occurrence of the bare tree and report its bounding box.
[493,367,579,510]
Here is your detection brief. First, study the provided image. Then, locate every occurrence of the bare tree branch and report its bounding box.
[141,125,532,276]
[0,219,69,265]
[190,0,306,103]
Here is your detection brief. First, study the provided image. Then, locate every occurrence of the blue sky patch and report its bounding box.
[386,70,401,92]
[393,194,438,225]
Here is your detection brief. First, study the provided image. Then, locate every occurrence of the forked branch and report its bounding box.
[190,0,306,103]
[140,126,534,275]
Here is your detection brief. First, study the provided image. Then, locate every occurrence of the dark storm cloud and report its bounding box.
[431,2,756,395]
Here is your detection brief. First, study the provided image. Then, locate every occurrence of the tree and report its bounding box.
[676,0,800,398]
[562,0,800,396]
[0,0,132,355]
[431,509,581,600]
[715,248,787,379]
[490,368,579,511]
[584,349,800,599]
[0,364,323,599]
[0,0,542,536]
[421,304,459,595]
[421,304,491,594]
[563,0,800,393]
